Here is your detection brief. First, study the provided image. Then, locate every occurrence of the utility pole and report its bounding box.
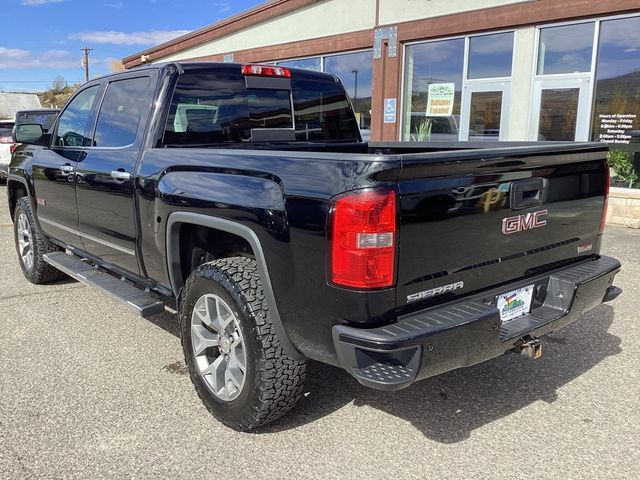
[81,47,93,82]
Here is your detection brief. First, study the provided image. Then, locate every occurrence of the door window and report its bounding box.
[55,85,100,147]
[538,88,579,141]
[93,76,151,148]
[469,91,503,138]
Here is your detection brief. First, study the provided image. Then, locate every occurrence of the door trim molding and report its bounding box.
[39,217,136,256]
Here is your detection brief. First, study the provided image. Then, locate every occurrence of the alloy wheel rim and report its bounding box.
[190,293,247,401]
[17,212,34,272]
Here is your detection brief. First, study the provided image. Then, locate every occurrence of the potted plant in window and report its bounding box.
[608,150,637,189]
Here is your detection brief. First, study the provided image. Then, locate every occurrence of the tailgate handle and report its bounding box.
[510,178,544,210]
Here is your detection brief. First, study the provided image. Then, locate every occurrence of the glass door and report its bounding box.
[459,82,511,141]
[531,77,591,141]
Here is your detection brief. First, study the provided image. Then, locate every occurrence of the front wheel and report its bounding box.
[13,197,66,284]
[180,257,306,431]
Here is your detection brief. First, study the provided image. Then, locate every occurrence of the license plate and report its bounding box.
[496,285,534,323]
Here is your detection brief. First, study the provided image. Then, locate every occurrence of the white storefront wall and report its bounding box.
[158,0,377,63]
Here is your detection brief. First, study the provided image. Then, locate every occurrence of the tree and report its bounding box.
[52,75,66,93]
[109,60,126,73]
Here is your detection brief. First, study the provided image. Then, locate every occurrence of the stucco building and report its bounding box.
[124,0,640,225]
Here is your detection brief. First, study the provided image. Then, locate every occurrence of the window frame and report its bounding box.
[399,28,516,141]
[528,12,640,143]
[50,82,105,149]
[159,70,361,146]
[87,72,155,151]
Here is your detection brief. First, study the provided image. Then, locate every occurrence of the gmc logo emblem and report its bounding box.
[502,209,548,235]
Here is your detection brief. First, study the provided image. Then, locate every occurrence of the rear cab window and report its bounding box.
[16,111,58,133]
[162,66,360,146]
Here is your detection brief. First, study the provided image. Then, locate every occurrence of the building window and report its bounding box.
[530,22,596,142]
[277,51,373,139]
[403,38,465,141]
[537,23,595,75]
[278,57,322,71]
[468,32,514,79]
[530,14,639,188]
[324,51,372,138]
[402,32,514,142]
[592,15,640,188]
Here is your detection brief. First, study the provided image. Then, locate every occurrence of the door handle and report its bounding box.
[110,170,132,181]
[58,164,74,173]
[510,178,544,210]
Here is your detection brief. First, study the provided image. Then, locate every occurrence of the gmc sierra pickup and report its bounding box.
[7,62,621,431]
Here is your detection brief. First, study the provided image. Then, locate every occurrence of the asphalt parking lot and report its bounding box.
[0,184,638,479]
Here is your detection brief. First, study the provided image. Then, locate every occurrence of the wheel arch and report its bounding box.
[7,174,32,222]
[166,211,302,360]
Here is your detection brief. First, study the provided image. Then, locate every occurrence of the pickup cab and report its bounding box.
[7,63,622,431]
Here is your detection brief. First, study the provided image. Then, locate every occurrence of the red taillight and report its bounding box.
[241,64,291,78]
[600,163,610,233]
[329,189,396,289]
[0,136,15,154]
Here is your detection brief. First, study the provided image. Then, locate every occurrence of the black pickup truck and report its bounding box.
[7,63,621,431]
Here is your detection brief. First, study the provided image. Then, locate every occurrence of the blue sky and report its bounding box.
[0,0,263,92]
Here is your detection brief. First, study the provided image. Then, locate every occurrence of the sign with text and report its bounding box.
[426,83,455,117]
[598,113,637,144]
[384,98,397,123]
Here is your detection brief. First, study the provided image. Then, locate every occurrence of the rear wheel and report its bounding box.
[180,257,306,431]
[13,197,66,284]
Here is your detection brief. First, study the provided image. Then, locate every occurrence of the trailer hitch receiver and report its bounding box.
[515,336,542,359]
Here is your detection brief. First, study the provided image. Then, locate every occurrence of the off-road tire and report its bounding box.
[13,197,66,284]
[180,256,307,431]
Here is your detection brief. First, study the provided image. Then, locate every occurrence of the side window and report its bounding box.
[93,77,151,148]
[55,85,100,147]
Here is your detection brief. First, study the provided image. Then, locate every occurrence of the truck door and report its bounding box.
[75,73,155,275]
[32,84,102,246]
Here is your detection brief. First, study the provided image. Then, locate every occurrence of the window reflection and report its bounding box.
[469,91,502,139]
[324,51,372,137]
[403,38,465,141]
[278,57,322,71]
[94,77,150,148]
[55,85,100,147]
[538,88,579,141]
[537,23,595,75]
[592,16,640,144]
[468,32,514,79]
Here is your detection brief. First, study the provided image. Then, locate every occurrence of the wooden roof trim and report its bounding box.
[123,0,321,68]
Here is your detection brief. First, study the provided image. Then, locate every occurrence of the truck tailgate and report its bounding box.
[396,144,609,310]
